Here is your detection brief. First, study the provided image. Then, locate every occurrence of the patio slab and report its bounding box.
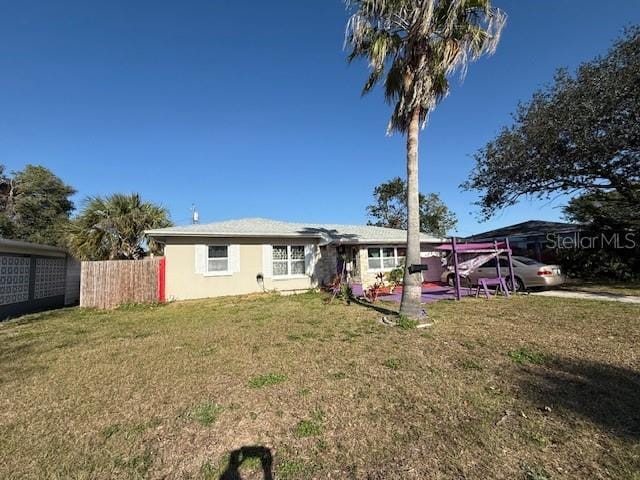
[351,283,474,304]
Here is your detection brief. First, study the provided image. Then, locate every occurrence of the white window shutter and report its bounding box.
[262,244,273,278]
[229,244,241,273]
[195,245,207,274]
[304,244,316,276]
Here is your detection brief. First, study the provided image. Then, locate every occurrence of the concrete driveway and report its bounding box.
[531,289,640,304]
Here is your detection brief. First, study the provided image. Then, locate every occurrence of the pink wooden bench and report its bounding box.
[475,277,510,299]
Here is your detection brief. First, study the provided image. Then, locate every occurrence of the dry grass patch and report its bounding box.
[0,291,639,479]
[183,402,224,427]
[248,373,288,389]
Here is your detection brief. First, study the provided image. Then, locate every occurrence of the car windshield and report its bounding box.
[513,256,542,266]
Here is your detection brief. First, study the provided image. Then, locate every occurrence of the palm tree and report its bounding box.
[345,0,505,319]
[66,193,172,260]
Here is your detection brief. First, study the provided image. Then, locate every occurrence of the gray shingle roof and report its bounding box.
[466,220,584,241]
[146,218,444,244]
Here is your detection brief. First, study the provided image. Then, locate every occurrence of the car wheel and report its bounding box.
[507,276,525,292]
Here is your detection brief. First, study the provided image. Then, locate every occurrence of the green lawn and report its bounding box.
[1,293,639,479]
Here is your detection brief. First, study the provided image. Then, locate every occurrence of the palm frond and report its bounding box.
[65,193,172,261]
[345,0,506,133]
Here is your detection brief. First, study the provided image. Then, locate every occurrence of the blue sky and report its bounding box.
[1,1,638,235]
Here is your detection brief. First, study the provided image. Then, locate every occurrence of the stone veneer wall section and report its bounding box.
[358,247,382,287]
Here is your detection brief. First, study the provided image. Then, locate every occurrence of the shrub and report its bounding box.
[339,282,353,305]
[385,266,404,287]
[555,235,640,281]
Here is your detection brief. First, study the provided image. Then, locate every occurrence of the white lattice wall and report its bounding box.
[34,258,66,299]
[0,256,31,305]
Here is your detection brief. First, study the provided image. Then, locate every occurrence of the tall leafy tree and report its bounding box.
[0,164,75,245]
[66,193,172,260]
[0,165,15,239]
[345,0,505,319]
[466,26,640,219]
[564,190,640,230]
[367,177,457,236]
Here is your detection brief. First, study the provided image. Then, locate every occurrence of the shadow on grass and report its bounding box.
[351,297,399,317]
[0,307,75,328]
[517,357,640,439]
[218,445,273,480]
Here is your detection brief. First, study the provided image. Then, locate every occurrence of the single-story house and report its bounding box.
[0,238,80,319]
[146,218,446,300]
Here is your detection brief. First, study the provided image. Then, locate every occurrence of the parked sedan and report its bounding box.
[441,255,565,291]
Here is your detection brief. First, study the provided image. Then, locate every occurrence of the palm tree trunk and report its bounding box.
[400,108,423,320]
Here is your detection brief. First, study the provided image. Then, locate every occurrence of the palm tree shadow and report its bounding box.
[517,357,640,439]
[351,297,399,317]
[218,446,273,480]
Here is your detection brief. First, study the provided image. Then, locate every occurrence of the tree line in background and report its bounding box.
[366,177,456,237]
[0,165,75,245]
[0,164,172,260]
[466,26,640,280]
[466,26,639,226]
[0,162,459,264]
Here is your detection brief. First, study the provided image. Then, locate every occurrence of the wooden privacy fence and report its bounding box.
[80,258,166,309]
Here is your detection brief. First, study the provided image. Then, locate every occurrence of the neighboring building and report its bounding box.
[0,239,80,319]
[466,220,584,263]
[146,218,445,300]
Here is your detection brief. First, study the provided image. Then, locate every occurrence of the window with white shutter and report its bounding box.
[208,246,229,272]
[195,244,238,276]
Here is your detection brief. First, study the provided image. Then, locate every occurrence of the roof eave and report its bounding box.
[0,238,68,254]
[331,237,447,245]
[145,230,328,240]
[145,231,447,245]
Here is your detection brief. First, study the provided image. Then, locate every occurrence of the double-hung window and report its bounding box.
[367,247,406,271]
[272,245,305,277]
[208,245,229,273]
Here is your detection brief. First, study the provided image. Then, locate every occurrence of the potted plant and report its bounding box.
[386,266,404,294]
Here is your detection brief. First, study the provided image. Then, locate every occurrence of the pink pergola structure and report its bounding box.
[435,238,516,300]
